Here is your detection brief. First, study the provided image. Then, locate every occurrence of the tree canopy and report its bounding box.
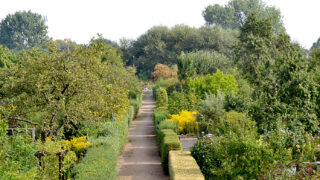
[0,10,49,50]
[203,0,285,34]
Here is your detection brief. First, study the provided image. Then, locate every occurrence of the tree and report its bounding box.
[311,37,320,49]
[0,10,49,50]
[203,0,285,35]
[125,25,238,79]
[0,40,137,138]
[151,63,177,82]
[235,12,274,82]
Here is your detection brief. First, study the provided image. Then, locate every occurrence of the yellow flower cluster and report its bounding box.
[10,105,17,110]
[166,110,199,135]
[64,136,91,152]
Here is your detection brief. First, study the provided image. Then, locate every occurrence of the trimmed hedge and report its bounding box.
[169,151,204,180]
[72,111,132,179]
[153,109,169,129]
[156,87,168,110]
[130,93,142,118]
[158,129,182,174]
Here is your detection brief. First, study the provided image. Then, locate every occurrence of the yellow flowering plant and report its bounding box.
[166,110,199,135]
[64,136,91,158]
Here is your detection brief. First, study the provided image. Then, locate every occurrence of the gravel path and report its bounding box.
[117,91,169,180]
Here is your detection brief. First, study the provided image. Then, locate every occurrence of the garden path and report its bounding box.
[117,90,169,180]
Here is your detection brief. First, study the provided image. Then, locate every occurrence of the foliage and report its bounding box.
[157,129,182,174]
[0,10,49,50]
[191,134,272,179]
[155,87,168,110]
[169,151,204,180]
[312,36,320,49]
[166,110,199,135]
[153,109,169,126]
[203,0,285,34]
[168,91,199,114]
[177,50,232,80]
[151,63,178,82]
[124,25,238,78]
[72,117,129,179]
[0,45,17,68]
[224,94,247,112]
[0,133,39,179]
[64,136,91,158]
[186,69,239,98]
[36,137,77,179]
[177,52,196,80]
[197,92,225,133]
[158,121,179,134]
[0,39,134,138]
[235,12,275,82]
[153,78,179,99]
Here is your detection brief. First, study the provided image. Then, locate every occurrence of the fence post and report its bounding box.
[56,147,69,180]
[34,151,45,169]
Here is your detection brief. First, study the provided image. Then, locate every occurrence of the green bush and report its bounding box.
[197,92,225,133]
[191,135,272,179]
[186,69,239,98]
[168,91,199,114]
[153,78,179,99]
[156,87,168,110]
[169,151,204,180]
[153,109,169,126]
[0,134,39,179]
[158,121,179,134]
[130,94,142,118]
[157,129,182,174]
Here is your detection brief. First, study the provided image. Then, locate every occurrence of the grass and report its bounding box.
[169,151,204,180]
[72,110,133,180]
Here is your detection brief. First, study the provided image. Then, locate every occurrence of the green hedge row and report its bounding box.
[72,108,134,180]
[130,93,142,118]
[169,151,204,180]
[153,109,169,127]
[157,129,182,174]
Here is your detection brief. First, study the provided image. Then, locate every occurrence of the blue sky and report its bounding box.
[0,0,319,48]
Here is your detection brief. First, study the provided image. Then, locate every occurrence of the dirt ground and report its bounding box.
[117,91,169,180]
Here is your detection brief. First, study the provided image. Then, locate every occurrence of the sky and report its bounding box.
[0,0,319,49]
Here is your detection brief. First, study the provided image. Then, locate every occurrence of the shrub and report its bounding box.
[166,110,199,135]
[153,78,179,99]
[186,69,239,98]
[158,121,179,134]
[158,129,182,174]
[155,87,168,110]
[168,91,199,114]
[169,151,204,180]
[36,137,77,180]
[0,134,39,179]
[191,135,272,179]
[64,136,91,158]
[197,92,225,133]
[153,109,169,126]
[130,98,141,118]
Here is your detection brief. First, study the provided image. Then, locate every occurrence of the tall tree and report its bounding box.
[203,0,285,35]
[0,10,49,50]
[312,37,320,49]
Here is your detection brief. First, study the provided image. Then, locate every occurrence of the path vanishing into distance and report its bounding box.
[117,90,169,180]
